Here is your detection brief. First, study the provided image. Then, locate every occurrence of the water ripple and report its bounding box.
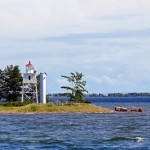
[0,103,149,149]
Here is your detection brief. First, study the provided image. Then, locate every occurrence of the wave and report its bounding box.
[106,137,144,142]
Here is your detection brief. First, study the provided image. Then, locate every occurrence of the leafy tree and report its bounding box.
[61,72,88,102]
[2,65,22,101]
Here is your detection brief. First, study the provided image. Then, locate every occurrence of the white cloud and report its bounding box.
[56,78,72,88]
[87,75,117,86]
[0,0,150,38]
[87,76,103,84]
[1,0,150,93]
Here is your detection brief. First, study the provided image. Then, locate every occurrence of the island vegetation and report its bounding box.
[0,101,112,114]
[61,72,88,102]
[0,65,22,101]
[0,66,113,114]
[48,92,150,98]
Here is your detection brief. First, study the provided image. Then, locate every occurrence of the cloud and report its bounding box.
[56,78,70,87]
[87,76,103,84]
[1,0,150,93]
[87,75,118,86]
[1,0,150,38]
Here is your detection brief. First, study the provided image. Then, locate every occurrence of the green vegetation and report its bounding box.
[0,101,33,107]
[0,66,112,114]
[0,102,113,114]
[0,65,40,102]
[61,72,88,102]
[0,65,22,101]
[108,92,150,97]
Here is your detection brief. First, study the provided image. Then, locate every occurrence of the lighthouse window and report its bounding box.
[28,76,31,80]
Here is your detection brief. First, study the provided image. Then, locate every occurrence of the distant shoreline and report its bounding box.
[48,92,150,98]
[49,96,150,98]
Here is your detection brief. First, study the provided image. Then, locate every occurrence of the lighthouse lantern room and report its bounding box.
[22,61,38,103]
[26,61,35,74]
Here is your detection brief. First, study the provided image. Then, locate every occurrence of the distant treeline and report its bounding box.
[107,92,150,97]
[47,92,150,97]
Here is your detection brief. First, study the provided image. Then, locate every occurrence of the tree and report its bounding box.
[0,69,5,99]
[2,65,22,101]
[36,74,40,100]
[61,72,88,102]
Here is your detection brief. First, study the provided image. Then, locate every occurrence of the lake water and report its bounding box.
[0,97,149,149]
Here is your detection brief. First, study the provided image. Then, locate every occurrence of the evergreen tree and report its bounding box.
[2,65,22,101]
[61,72,88,102]
[0,69,5,99]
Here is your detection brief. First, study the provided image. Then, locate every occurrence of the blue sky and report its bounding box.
[0,0,150,94]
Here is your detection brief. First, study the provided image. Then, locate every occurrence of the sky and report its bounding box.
[1,0,150,94]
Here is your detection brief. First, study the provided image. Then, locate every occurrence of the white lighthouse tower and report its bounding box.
[22,61,38,103]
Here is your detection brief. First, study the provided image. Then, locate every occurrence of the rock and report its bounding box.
[131,107,144,112]
[131,107,138,112]
[121,107,128,112]
[115,107,122,111]
[138,107,144,112]
[115,107,127,112]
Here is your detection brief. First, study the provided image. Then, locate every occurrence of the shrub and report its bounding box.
[0,100,33,107]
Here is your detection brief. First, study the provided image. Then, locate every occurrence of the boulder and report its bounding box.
[131,107,144,112]
[120,107,128,112]
[115,107,127,112]
[138,107,144,112]
[115,107,122,111]
[131,107,138,112]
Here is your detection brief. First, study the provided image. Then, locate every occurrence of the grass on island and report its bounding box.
[0,101,113,114]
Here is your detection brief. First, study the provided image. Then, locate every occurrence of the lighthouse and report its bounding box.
[26,61,35,74]
[22,61,38,103]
